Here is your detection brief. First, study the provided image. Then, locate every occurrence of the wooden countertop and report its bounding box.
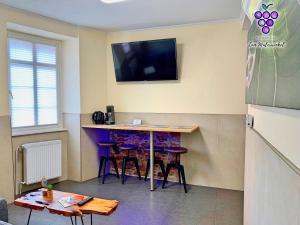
[82,124,198,133]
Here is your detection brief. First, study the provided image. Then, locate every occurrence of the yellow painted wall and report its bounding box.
[0,4,78,202]
[79,27,107,114]
[0,5,107,201]
[106,21,248,114]
[0,5,107,116]
[62,37,81,114]
[0,18,9,117]
[0,4,248,200]
[0,5,78,117]
[0,116,14,202]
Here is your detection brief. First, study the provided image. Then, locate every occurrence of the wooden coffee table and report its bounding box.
[14,189,118,225]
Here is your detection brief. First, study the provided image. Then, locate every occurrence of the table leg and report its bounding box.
[91,214,93,225]
[75,216,77,225]
[70,217,74,225]
[150,131,154,191]
[80,216,84,225]
[26,209,32,225]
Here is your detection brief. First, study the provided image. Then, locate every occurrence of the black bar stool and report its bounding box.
[97,142,120,184]
[119,144,142,184]
[162,147,188,193]
[144,146,166,181]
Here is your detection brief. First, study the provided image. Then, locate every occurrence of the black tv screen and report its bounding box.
[111,38,177,82]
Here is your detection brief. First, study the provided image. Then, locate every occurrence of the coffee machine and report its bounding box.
[92,111,105,124]
[105,105,115,125]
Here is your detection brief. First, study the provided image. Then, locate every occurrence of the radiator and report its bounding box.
[22,140,62,185]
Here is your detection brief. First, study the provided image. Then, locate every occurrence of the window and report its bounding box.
[8,32,61,133]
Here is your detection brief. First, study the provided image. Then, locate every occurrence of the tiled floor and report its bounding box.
[8,177,243,225]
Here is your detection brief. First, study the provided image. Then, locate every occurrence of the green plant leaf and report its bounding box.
[262,4,267,10]
[47,184,54,191]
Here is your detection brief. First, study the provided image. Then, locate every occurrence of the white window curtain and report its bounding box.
[8,32,61,130]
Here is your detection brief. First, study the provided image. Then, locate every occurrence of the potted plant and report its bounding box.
[46,184,54,199]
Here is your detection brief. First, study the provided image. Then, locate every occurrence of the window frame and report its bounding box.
[7,31,63,136]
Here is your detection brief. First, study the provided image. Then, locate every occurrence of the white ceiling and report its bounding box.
[0,0,242,31]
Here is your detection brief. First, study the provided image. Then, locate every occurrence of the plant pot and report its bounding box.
[47,190,53,199]
[42,190,48,197]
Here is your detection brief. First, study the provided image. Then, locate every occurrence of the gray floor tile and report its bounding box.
[8,177,243,225]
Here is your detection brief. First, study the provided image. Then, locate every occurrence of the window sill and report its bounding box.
[12,127,68,137]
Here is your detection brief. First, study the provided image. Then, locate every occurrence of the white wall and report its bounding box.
[244,128,300,225]
[248,105,300,169]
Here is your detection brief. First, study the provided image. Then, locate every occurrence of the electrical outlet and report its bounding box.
[246,114,254,128]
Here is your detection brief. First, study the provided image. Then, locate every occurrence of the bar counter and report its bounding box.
[82,124,199,190]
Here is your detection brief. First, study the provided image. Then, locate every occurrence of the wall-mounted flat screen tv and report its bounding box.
[111,38,177,82]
